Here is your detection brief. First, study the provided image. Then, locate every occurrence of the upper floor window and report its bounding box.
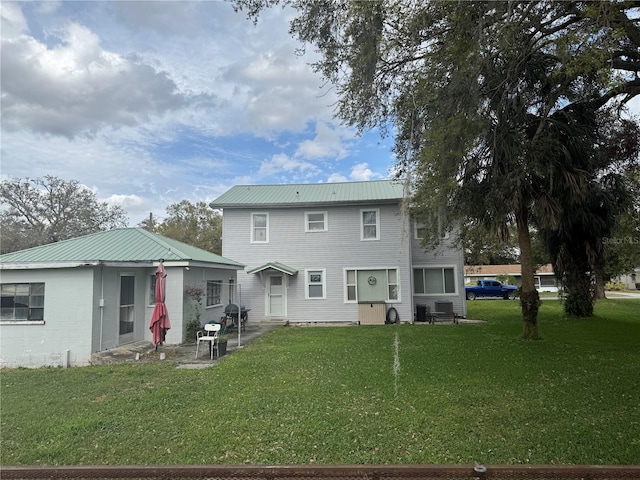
[1,283,45,323]
[306,269,326,299]
[414,221,449,240]
[305,212,327,232]
[361,209,379,241]
[413,267,456,295]
[206,280,222,307]
[252,213,269,243]
[414,221,428,240]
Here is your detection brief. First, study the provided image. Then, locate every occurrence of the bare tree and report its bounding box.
[0,176,128,253]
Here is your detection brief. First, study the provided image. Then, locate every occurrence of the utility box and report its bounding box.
[416,304,427,323]
[358,301,386,325]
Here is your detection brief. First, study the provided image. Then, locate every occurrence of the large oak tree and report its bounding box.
[0,176,128,253]
[236,0,640,338]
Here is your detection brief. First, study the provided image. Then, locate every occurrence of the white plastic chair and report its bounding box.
[195,323,221,360]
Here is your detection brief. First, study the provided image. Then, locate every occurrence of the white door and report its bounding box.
[268,275,285,317]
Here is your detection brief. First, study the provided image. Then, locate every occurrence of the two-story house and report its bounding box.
[210,180,467,325]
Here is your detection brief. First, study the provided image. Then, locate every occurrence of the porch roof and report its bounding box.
[247,261,298,276]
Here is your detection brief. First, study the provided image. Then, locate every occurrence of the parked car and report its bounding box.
[465,280,518,300]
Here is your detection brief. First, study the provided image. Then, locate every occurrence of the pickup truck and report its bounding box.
[465,280,518,300]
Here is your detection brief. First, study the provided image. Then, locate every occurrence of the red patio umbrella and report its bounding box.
[149,261,171,349]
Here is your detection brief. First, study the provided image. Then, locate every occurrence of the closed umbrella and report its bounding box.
[149,261,171,349]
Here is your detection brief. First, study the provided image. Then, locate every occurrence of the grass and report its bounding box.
[2,299,639,466]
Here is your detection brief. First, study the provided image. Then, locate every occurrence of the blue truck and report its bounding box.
[465,280,518,300]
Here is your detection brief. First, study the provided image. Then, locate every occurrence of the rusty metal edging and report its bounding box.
[2,464,640,479]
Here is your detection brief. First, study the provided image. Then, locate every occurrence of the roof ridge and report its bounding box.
[0,227,127,257]
[231,179,397,188]
[134,228,191,260]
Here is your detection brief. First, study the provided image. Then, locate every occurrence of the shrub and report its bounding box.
[185,319,202,343]
[605,281,627,291]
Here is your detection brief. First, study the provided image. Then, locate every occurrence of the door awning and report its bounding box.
[247,261,298,276]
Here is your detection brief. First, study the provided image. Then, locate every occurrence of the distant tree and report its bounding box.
[602,172,640,286]
[138,212,158,232]
[0,176,128,253]
[461,223,520,266]
[540,113,639,314]
[156,200,222,254]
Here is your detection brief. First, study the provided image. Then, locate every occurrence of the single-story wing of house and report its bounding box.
[0,228,243,368]
[464,264,559,292]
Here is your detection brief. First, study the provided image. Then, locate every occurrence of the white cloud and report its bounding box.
[259,153,320,176]
[296,122,349,160]
[1,2,28,37]
[104,193,144,209]
[0,18,205,138]
[327,173,348,183]
[350,163,374,181]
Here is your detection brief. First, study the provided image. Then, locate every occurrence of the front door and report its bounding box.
[267,275,285,317]
[119,274,135,344]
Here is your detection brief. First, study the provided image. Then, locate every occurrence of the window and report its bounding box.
[414,221,449,240]
[540,276,557,287]
[413,267,456,295]
[252,213,268,243]
[305,212,327,232]
[387,269,399,300]
[361,209,379,240]
[414,221,428,240]
[1,283,45,322]
[206,280,222,307]
[306,269,326,299]
[346,270,357,301]
[344,269,400,302]
[149,275,157,305]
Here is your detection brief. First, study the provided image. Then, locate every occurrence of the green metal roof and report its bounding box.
[0,228,243,268]
[210,180,405,208]
[247,261,298,276]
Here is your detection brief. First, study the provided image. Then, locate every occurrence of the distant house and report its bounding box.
[464,264,559,292]
[0,228,243,368]
[614,267,640,290]
[210,180,467,325]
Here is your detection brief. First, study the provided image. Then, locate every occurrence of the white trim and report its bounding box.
[250,212,269,243]
[206,279,223,307]
[360,208,380,241]
[305,268,326,299]
[343,267,401,303]
[304,211,328,232]
[0,320,45,325]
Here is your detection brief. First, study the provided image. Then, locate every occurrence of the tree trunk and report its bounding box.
[594,265,607,300]
[516,209,540,339]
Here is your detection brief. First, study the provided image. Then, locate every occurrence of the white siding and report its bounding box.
[1,268,95,367]
[222,203,414,324]
[410,229,467,318]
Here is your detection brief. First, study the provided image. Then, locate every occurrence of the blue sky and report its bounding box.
[3,2,639,227]
[1,1,396,225]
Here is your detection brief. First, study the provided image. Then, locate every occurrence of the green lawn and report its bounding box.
[2,299,639,466]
